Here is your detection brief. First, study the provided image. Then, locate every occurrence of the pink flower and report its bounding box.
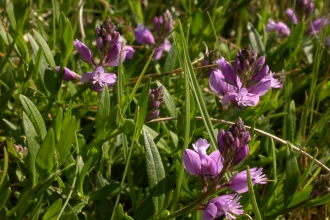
[266,19,291,37]
[134,24,155,45]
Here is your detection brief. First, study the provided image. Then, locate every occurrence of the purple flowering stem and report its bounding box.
[158,161,230,219]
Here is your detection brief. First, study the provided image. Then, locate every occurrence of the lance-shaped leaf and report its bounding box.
[59,12,73,62]
[20,95,47,140]
[42,198,62,220]
[284,142,299,207]
[33,29,56,69]
[95,86,110,138]
[36,128,55,182]
[143,128,166,215]
[56,116,76,166]
[23,112,40,186]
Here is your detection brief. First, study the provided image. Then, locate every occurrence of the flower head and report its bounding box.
[217,118,250,170]
[203,194,243,220]
[286,8,299,24]
[95,17,120,54]
[146,86,165,121]
[307,18,329,35]
[183,139,223,178]
[153,39,171,60]
[81,66,117,92]
[227,167,267,193]
[134,24,155,45]
[266,19,291,37]
[14,144,28,159]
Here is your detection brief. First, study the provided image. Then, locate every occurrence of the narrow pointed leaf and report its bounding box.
[42,198,62,220]
[23,112,40,186]
[95,86,110,138]
[56,116,76,166]
[0,187,11,212]
[79,157,93,196]
[52,108,63,142]
[284,142,299,207]
[36,128,55,182]
[33,29,56,69]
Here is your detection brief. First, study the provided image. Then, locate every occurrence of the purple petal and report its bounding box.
[307,18,329,35]
[266,19,291,37]
[286,8,299,24]
[183,149,202,176]
[124,46,135,59]
[209,150,223,176]
[81,72,94,83]
[54,66,81,81]
[217,130,228,157]
[231,145,249,168]
[250,65,269,83]
[249,79,271,96]
[192,138,210,156]
[209,69,234,96]
[74,39,94,64]
[216,57,242,89]
[134,24,155,45]
[153,39,171,60]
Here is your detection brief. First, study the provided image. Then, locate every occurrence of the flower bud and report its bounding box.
[74,39,94,64]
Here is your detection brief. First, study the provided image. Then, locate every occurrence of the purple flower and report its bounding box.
[209,69,235,96]
[146,86,165,121]
[216,58,242,89]
[134,24,155,45]
[13,144,28,159]
[183,139,223,177]
[124,46,135,59]
[266,19,291,37]
[153,10,174,37]
[286,8,299,24]
[217,118,250,170]
[103,42,127,67]
[54,66,81,81]
[263,71,282,88]
[81,66,117,92]
[222,88,260,107]
[227,167,267,193]
[153,39,171,60]
[203,194,243,220]
[307,18,329,35]
[74,39,94,64]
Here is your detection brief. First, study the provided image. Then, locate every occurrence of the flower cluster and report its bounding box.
[13,144,28,159]
[56,17,133,92]
[311,173,330,198]
[183,118,267,220]
[209,45,281,109]
[145,86,165,121]
[266,0,329,37]
[134,10,174,60]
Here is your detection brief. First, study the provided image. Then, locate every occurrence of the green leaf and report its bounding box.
[0,87,16,110]
[95,86,110,138]
[288,186,313,208]
[247,22,265,55]
[156,81,177,118]
[33,29,56,69]
[163,43,177,74]
[308,193,330,207]
[177,21,217,149]
[284,142,299,207]
[56,116,76,166]
[134,79,150,140]
[89,181,122,200]
[42,198,62,220]
[23,112,40,186]
[288,23,304,58]
[62,101,72,130]
[58,12,73,62]
[79,157,92,196]
[36,128,55,182]
[247,166,262,220]
[0,21,9,45]
[20,95,47,140]
[0,187,10,211]
[52,108,63,142]
[13,0,29,32]
[58,211,79,220]
[191,9,203,35]
[0,147,8,188]
[5,0,16,30]
[143,128,166,215]
[114,204,134,220]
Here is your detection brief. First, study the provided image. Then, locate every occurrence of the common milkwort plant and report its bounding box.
[0,0,329,220]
